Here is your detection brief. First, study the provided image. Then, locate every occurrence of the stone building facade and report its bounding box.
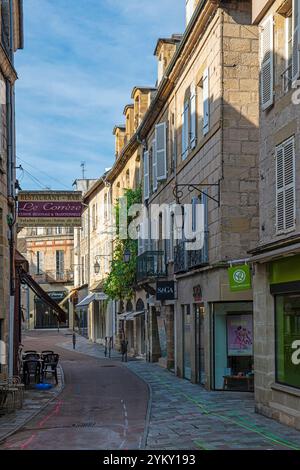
[135,0,260,389]
[18,226,75,330]
[0,0,23,374]
[251,0,300,430]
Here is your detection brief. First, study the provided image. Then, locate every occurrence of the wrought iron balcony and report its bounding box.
[137,251,167,282]
[174,232,209,274]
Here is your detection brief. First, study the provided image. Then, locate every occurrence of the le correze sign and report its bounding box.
[18,191,83,227]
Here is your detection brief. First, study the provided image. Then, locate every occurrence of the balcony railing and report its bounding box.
[32,270,74,284]
[174,232,209,274]
[137,251,167,282]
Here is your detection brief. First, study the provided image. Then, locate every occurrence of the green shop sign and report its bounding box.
[228,265,251,292]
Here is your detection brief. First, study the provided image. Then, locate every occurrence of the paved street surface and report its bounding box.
[1,330,300,450]
[0,331,148,450]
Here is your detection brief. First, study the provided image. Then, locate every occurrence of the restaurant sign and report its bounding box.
[18,191,82,228]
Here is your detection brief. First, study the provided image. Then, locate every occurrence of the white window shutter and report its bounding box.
[156,122,167,181]
[190,82,196,149]
[143,150,149,200]
[186,0,194,25]
[203,68,209,135]
[292,0,300,82]
[181,102,189,159]
[260,15,274,110]
[276,137,296,232]
[152,139,157,191]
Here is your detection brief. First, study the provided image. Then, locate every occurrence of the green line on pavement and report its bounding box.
[151,373,300,451]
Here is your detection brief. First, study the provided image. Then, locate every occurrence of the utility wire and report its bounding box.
[21,167,51,190]
[17,155,71,190]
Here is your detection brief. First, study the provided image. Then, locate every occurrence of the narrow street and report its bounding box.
[2,331,300,451]
[0,332,148,450]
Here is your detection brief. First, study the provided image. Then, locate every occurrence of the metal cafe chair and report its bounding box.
[23,360,41,386]
[41,350,54,358]
[42,354,59,384]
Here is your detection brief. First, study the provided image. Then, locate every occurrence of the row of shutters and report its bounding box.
[260,0,300,110]
[144,67,210,200]
[261,5,297,232]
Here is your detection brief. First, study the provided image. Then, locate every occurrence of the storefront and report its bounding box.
[270,256,300,391]
[35,291,69,329]
[212,302,254,391]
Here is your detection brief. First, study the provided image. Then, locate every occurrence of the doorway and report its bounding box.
[195,303,206,386]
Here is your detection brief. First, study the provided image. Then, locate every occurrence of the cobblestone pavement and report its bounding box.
[61,334,300,451]
[0,364,64,443]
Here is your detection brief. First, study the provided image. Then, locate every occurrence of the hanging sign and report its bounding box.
[18,191,82,227]
[156,281,175,301]
[228,264,251,292]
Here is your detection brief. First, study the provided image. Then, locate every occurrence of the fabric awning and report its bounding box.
[118,310,144,321]
[75,293,95,309]
[18,267,67,323]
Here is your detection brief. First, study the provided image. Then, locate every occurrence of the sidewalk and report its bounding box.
[60,335,300,450]
[0,366,64,443]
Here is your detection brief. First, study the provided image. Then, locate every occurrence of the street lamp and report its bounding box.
[94,259,101,274]
[123,249,131,263]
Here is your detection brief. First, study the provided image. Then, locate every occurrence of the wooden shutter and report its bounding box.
[260,15,274,110]
[190,82,196,149]
[156,122,167,181]
[292,0,300,82]
[143,150,149,200]
[203,68,209,135]
[181,102,189,159]
[276,137,296,232]
[152,139,157,191]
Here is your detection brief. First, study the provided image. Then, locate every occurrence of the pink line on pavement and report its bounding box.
[4,399,63,450]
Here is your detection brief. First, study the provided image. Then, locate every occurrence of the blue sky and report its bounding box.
[15,0,185,190]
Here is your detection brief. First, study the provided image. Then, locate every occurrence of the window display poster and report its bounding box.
[227,314,253,356]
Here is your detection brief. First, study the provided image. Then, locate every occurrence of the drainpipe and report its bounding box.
[7,0,16,378]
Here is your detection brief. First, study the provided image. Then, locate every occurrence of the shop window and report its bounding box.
[276,294,300,389]
[213,302,254,391]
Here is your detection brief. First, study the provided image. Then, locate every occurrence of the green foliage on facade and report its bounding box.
[103,186,142,301]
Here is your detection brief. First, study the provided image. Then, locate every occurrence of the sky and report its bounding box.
[15,0,185,190]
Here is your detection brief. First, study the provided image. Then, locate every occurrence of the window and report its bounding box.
[155,122,167,181]
[260,15,274,110]
[56,250,64,278]
[276,294,300,389]
[276,136,296,233]
[181,100,189,160]
[170,112,177,173]
[143,150,150,200]
[36,251,44,275]
[202,69,209,135]
[181,79,202,160]
[104,194,108,221]
[292,0,300,82]
[55,227,63,235]
[152,138,157,192]
[92,204,97,231]
[284,10,293,92]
